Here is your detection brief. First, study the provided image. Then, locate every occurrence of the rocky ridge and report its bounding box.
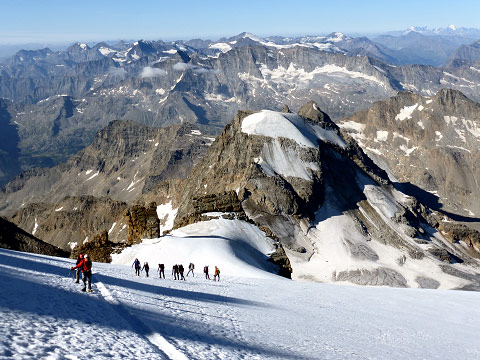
[123,202,160,245]
[5,36,480,186]
[10,195,128,251]
[0,119,212,215]
[0,216,69,257]
[339,89,480,226]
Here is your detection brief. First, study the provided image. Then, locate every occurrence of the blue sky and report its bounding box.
[1,0,479,44]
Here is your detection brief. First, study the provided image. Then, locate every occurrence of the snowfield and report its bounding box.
[1,244,480,359]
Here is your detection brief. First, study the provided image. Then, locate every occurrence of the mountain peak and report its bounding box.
[325,32,350,42]
[298,101,334,126]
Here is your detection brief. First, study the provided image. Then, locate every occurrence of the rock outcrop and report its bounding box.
[123,202,160,245]
[70,230,116,263]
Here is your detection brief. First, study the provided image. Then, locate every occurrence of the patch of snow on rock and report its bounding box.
[257,140,319,180]
[98,47,116,56]
[156,201,178,235]
[32,218,38,236]
[376,130,388,142]
[86,171,99,181]
[208,43,232,53]
[363,185,398,219]
[444,115,458,125]
[395,104,418,121]
[108,222,117,234]
[400,145,418,156]
[462,118,480,138]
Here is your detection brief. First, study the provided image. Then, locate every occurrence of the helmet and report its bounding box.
[84,254,89,258]
[79,254,84,259]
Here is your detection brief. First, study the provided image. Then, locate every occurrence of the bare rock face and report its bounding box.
[10,195,128,251]
[0,216,69,257]
[415,277,440,289]
[438,221,480,255]
[173,191,248,231]
[173,109,327,229]
[339,89,480,225]
[0,120,211,216]
[298,100,335,128]
[193,190,243,214]
[123,202,160,245]
[335,268,408,287]
[70,230,115,263]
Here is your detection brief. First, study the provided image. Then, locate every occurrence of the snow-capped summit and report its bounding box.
[240,32,263,42]
[404,26,428,34]
[325,32,350,42]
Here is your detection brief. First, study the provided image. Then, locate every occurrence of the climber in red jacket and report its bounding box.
[71,254,93,292]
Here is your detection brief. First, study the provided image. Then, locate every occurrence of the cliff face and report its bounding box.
[123,202,160,245]
[339,89,480,226]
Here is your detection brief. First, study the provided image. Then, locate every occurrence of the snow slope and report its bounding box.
[241,110,346,149]
[112,218,279,279]
[2,245,480,359]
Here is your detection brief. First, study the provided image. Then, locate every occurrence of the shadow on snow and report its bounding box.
[0,250,309,359]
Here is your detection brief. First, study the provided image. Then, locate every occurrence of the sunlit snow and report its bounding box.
[395,104,418,121]
[241,110,346,148]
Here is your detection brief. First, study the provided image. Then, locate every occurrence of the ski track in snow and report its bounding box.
[96,281,186,360]
[1,249,480,359]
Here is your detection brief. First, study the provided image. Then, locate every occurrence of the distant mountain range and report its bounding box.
[384,25,480,38]
[2,31,480,187]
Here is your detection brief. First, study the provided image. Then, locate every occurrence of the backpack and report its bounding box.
[83,260,92,272]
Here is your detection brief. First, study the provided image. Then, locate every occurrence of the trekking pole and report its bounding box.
[70,269,75,280]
